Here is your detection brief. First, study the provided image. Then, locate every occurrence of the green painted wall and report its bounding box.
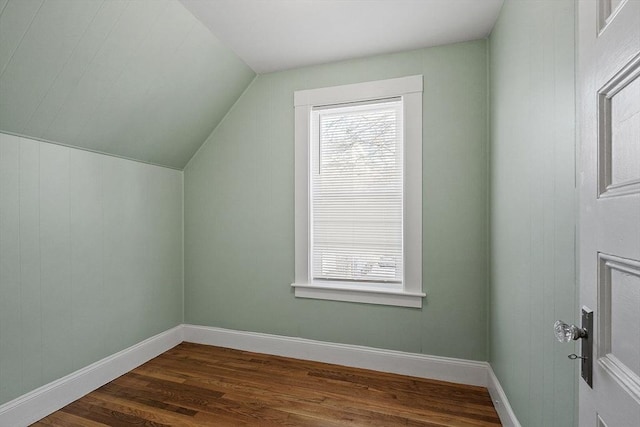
[0,132,183,405]
[489,0,576,425]
[184,40,489,360]
[0,0,255,169]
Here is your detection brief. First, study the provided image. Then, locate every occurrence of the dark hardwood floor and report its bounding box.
[33,342,501,426]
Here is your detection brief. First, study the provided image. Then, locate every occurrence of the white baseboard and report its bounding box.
[0,324,520,427]
[183,325,521,426]
[183,324,488,387]
[486,365,522,427]
[0,325,183,427]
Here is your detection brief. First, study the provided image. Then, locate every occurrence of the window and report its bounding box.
[292,76,424,308]
[312,99,403,287]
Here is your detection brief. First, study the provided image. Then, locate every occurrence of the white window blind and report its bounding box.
[310,98,404,286]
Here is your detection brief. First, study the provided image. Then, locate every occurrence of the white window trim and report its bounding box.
[292,75,424,308]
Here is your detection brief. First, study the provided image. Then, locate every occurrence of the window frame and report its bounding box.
[292,75,424,308]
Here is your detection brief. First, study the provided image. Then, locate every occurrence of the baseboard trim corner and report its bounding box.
[182,324,488,387]
[0,325,183,427]
[1,324,520,427]
[486,365,522,427]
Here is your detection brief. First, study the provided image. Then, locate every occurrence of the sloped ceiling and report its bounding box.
[0,0,504,169]
[0,0,255,169]
[180,0,504,73]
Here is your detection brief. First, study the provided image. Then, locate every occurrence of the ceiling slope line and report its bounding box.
[0,130,183,171]
[71,1,169,145]
[0,0,10,20]
[183,74,259,171]
[21,1,106,136]
[39,1,129,140]
[0,0,45,81]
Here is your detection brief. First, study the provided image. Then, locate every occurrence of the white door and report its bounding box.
[578,0,640,426]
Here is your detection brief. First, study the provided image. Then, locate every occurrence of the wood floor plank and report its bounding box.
[32,343,501,426]
[33,411,108,427]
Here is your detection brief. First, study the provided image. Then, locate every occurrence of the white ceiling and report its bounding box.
[180,0,504,73]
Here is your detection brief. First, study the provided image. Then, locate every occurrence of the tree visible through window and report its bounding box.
[311,99,403,286]
[293,75,423,307]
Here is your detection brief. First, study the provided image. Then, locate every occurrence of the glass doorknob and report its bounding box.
[554,320,588,342]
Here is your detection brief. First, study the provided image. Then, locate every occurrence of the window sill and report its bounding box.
[291,283,425,308]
